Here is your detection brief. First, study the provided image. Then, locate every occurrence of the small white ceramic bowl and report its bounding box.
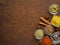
[34,29,44,40]
[49,4,59,15]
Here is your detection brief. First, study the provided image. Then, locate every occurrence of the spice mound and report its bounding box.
[44,25,54,35]
[40,36,52,45]
[51,15,60,27]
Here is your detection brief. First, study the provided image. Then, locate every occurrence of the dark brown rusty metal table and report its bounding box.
[0,0,60,45]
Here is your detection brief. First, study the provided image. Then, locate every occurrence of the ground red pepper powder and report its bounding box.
[40,36,52,45]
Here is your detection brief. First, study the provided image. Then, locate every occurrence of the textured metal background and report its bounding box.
[0,0,60,45]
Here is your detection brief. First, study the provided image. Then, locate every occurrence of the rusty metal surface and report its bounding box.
[0,0,60,45]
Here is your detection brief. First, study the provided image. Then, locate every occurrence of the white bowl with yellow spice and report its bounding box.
[34,29,44,40]
[49,4,59,15]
